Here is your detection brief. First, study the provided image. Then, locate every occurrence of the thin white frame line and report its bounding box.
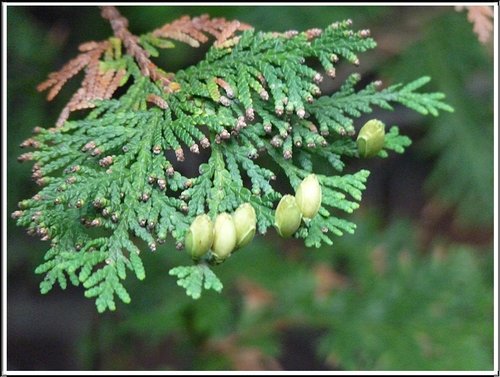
[2,2,498,375]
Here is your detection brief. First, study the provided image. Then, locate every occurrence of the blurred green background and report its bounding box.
[7,5,494,371]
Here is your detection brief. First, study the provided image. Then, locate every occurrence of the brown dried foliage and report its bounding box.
[151,14,252,48]
[456,6,493,44]
[37,6,252,127]
[100,6,171,89]
[37,40,126,127]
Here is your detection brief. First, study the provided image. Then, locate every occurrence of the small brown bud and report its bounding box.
[359,29,370,38]
[175,148,185,162]
[236,116,246,130]
[200,138,210,149]
[190,144,200,154]
[82,141,96,152]
[90,218,101,227]
[305,28,322,39]
[36,177,49,186]
[152,145,162,154]
[220,129,230,140]
[245,108,255,121]
[166,166,175,176]
[99,156,113,167]
[157,179,167,190]
[313,73,323,84]
[271,136,283,148]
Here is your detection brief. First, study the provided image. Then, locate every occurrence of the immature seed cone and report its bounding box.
[212,213,237,262]
[357,119,385,158]
[295,174,322,220]
[185,214,214,260]
[274,195,302,238]
[232,203,257,250]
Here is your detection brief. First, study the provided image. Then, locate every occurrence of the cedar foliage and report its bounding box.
[13,6,453,312]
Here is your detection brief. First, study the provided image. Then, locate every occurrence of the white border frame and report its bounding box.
[2,2,498,375]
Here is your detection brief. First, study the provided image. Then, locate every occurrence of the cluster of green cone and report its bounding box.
[274,174,322,238]
[185,203,257,263]
[184,129,386,261]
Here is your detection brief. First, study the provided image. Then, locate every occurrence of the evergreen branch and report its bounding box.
[308,74,454,137]
[14,8,454,307]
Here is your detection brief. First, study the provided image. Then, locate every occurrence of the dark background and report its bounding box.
[6,5,494,371]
